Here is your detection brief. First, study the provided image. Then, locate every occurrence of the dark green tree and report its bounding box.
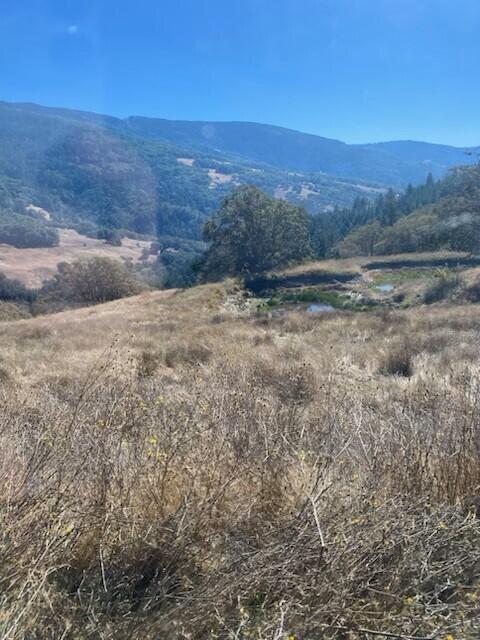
[201,186,312,278]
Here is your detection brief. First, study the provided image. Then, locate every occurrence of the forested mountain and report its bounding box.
[0,100,478,250]
[126,117,479,185]
[0,101,386,243]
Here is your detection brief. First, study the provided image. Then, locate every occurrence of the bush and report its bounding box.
[423,272,460,304]
[0,272,36,303]
[38,257,143,308]
[464,277,480,303]
[137,349,161,378]
[0,301,31,320]
[98,227,122,246]
[164,342,212,368]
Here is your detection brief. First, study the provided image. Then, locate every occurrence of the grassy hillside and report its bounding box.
[0,228,151,287]
[0,268,479,637]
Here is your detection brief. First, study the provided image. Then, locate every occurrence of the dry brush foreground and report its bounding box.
[0,283,479,639]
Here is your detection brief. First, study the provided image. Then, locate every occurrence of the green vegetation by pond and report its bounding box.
[260,287,375,311]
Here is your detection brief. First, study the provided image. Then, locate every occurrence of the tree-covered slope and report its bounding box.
[0,101,387,239]
[0,100,477,243]
[338,164,480,256]
[127,116,479,186]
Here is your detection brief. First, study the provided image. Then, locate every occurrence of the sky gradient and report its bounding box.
[1,0,479,146]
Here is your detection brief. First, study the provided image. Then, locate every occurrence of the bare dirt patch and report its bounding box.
[177,157,195,166]
[208,168,234,187]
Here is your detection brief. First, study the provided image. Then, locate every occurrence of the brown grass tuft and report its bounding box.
[378,342,414,377]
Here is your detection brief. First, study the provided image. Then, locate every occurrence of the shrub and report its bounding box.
[38,257,143,308]
[98,227,122,246]
[0,273,36,303]
[0,364,11,383]
[164,342,212,368]
[423,272,460,304]
[252,359,317,403]
[137,349,161,378]
[464,277,480,303]
[0,301,31,320]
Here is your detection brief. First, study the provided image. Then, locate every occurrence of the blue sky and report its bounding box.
[1,0,479,145]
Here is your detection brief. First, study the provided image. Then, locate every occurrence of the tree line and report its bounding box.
[336,164,480,256]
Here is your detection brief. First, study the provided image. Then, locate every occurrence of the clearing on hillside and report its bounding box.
[0,228,151,287]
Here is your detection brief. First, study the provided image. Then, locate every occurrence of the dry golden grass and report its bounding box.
[0,229,151,287]
[0,281,479,638]
[278,250,471,276]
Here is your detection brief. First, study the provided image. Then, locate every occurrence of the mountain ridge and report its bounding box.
[125,114,479,186]
[0,99,478,244]
[4,100,478,185]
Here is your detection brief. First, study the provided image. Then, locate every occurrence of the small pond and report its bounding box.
[307,303,335,313]
[376,284,394,293]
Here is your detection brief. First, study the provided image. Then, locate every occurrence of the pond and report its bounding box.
[307,303,335,313]
[376,283,394,292]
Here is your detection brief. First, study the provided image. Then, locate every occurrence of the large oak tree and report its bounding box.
[201,186,312,278]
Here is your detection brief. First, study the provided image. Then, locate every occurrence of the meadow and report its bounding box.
[0,267,479,638]
[0,229,150,288]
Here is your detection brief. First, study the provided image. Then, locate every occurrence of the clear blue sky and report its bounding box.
[1,0,479,146]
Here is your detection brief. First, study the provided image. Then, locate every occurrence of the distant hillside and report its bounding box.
[338,164,480,256]
[0,101,388,240]
[363,140,479,178]
[126,116,479,186]
[0,100,478,244]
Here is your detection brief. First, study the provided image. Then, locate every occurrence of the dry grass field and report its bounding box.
[278,251,473,276]
[0,278,479,638]
[0,229,151,287]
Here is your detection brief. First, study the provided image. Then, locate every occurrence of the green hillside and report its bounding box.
[127,116,479,185]
[1,100,478,254]
[338,164,480,256]
[0,101,385,243]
